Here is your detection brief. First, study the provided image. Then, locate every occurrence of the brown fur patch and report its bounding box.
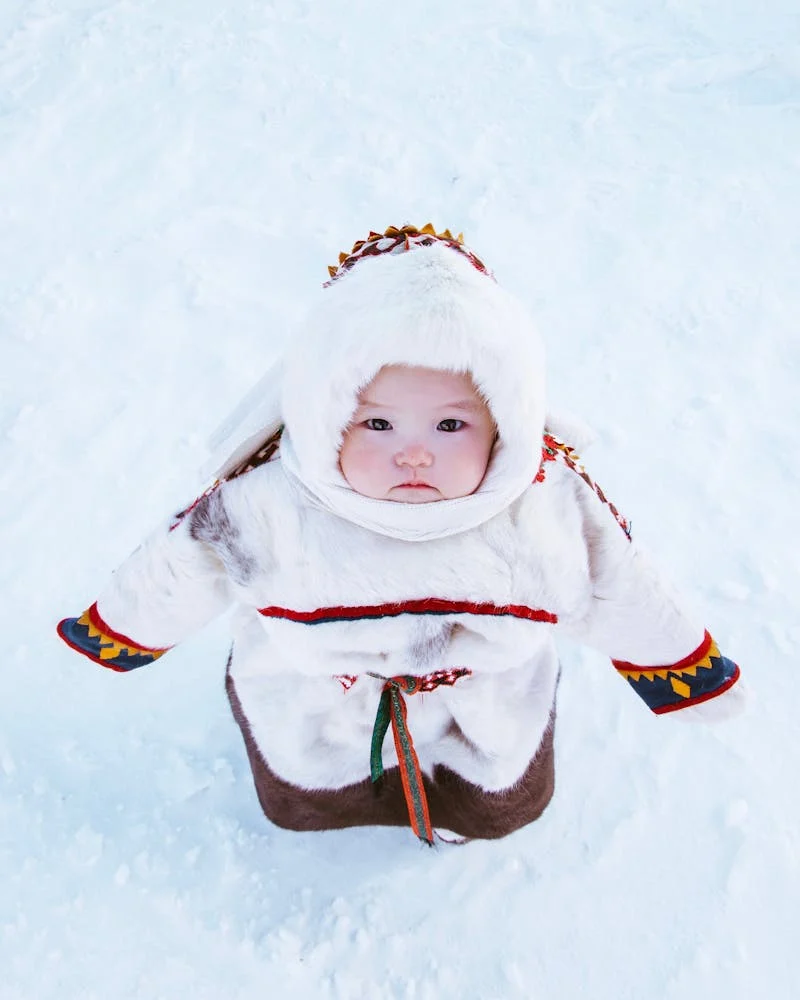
[189,491,257,584]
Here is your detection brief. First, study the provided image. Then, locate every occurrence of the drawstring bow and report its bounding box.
[368,668,471,845]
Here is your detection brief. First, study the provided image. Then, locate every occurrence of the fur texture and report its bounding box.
[76,238,736,830]
[92,452,707,793]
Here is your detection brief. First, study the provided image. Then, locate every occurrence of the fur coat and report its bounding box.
[58,235,740,838]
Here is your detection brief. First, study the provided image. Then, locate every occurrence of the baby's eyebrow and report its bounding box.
[437,399,485,411]
[356,398,485,411]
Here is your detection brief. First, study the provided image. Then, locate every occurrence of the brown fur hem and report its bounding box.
[226,670,556,841]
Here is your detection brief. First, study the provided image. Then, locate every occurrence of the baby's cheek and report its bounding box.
[464,437,494,481]
[339,435,381,482]
[346,437,378,464]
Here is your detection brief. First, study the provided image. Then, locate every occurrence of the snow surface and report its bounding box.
[2,1,799,997]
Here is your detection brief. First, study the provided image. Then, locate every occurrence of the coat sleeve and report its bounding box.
[57,486,234,672]
[557,450,741,715]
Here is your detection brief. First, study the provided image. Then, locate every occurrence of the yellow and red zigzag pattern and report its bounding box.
[613,631,740,713]
[57,603,172,671]
[77,605,169,662]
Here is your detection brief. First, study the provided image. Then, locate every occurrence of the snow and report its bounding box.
[2,0,799,997]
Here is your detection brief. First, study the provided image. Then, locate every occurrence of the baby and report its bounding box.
[58,224,742,845]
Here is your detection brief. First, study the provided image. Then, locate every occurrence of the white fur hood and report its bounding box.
[208,236,548,539]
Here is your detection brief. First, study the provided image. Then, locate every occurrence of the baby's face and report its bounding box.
[339,365,496,503]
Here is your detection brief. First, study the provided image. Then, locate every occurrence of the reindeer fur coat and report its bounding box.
[58,240,740,840]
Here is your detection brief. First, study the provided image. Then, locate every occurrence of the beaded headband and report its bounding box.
[323,223,494,287]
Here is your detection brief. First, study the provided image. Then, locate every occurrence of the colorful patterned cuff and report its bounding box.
[57,603,171,672]
[613,631,741,715]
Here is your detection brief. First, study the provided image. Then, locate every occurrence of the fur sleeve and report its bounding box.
[559,458,740,715]
[57,492,234,671]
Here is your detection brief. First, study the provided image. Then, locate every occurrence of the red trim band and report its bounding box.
[257,599,558,625]
[612,630,713,674]
[87,602,171,654]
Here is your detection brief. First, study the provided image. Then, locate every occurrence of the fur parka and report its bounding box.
[58,234,740,840]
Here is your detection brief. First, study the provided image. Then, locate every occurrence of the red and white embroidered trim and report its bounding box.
[536,433,631,539]
[335,665,472,693]
[169,481,222,532]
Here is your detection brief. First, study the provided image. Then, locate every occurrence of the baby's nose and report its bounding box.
[395,443,433,468]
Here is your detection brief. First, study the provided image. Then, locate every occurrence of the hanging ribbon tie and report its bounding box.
[368,668,471,845]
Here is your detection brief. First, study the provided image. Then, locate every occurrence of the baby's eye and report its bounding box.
[437,418,465,432]
[364,417,392,431]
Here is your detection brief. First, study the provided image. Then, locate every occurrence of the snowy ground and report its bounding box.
[2,1,799,997]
